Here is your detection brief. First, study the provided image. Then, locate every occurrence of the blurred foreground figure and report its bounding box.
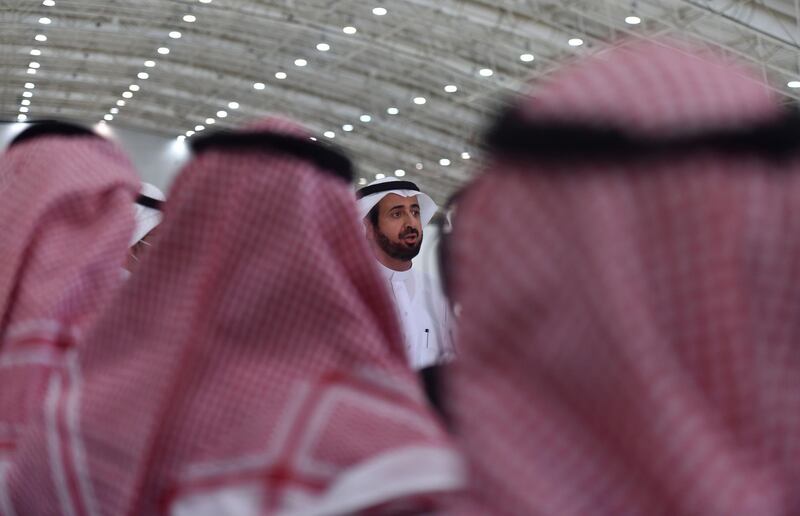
[0,122,137,463]
[446,40,800,515]
[1,118,462,515]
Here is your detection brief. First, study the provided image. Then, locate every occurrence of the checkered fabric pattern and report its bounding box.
[446,40,800,515]
[2,118,461,515]
[0,132,138,460]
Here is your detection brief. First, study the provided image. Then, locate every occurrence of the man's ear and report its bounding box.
[363,218,373,241]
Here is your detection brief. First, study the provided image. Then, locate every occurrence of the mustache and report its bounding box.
[400,228,419,238]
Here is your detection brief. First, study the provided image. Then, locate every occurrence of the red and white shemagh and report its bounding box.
[1,118,462,516]
[446,40,800,515]
[0,132,137,461]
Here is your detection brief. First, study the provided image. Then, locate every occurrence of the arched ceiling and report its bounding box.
[2,0,800,202]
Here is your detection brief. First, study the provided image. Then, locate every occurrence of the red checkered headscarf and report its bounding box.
[446,40,800,515]
[2,118,462,516]
[0,123,137,459]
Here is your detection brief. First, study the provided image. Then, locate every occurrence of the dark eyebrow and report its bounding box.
[388,203,420,212]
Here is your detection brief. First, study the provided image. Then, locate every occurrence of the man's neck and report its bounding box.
[375,253,412,272]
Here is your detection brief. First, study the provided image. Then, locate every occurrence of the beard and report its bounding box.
[376,227,423,261]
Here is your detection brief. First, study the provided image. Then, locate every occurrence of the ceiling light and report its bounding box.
[205,118,215,124]
[253,82,265,90]
[144,60,156,67]
[157,47,170,55]
[316,43,330,51]
[116,100,125,106]
[275,72,287,80]
[520,53,534,62]
[186,130,195,136]
[38,17,51,24]
[294,58,307,67]
[138,72,149,79]
[30,49,41,56]
[19,106,29,113]
[309,137,317,141]
[342,124,354,131]
[169,31,182,39]
[198,0,212,3]
[461,152,471,160]
[110,107,119,114]
[323,131,335,138]
[177,135,186,142]
[17,114,27,122]
[228,101,239,109]
[788,81,800,88]
[479,68,494,77]
[183,14,196,22]
[217,110,227,118]
[104,114,113,121]
[415,163,423,170]
[22,91,32,98]
[394,169,405,177]
[195,125,205,131]
[372,7,387,15]
[360,114,371,122]
[625,16,642,25]
[375,173,386,179]
[568,38,584,47]
[122,91,133,98]
[413,96,426,105]
[444,84,458,93]
[24,82,35,89]
[343,26,357,34]
[358,178,367,185]
[129,84,140,91]
[35,34,47,42]
[439,158,451,166]
[21,99,30,106]
[28,62,40,69]
[387,107,399,115]
[27,69,36,75]
[43,0,55,5]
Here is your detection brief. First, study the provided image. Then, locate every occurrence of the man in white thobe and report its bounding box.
[356,177,452,371]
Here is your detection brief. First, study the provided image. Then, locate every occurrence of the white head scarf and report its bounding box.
[356,177,438,227]
[131,182,165,246]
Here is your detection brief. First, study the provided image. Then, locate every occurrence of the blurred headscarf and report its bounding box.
[445,40,800,515]
[0,121,137,461]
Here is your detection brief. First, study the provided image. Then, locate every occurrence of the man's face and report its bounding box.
[371,193,423,262]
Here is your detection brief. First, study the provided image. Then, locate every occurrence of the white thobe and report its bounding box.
[377,262,452,370]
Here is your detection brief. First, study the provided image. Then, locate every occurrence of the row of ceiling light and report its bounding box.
[13,4,800,131]
[101,0,213,125]
[176,22,365,140]
[16,0,55,122]
[177,6,476,180]
[173,6,800,182]
[176,5,549,178]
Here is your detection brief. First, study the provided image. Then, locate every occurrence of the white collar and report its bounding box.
[376,260,414,282]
